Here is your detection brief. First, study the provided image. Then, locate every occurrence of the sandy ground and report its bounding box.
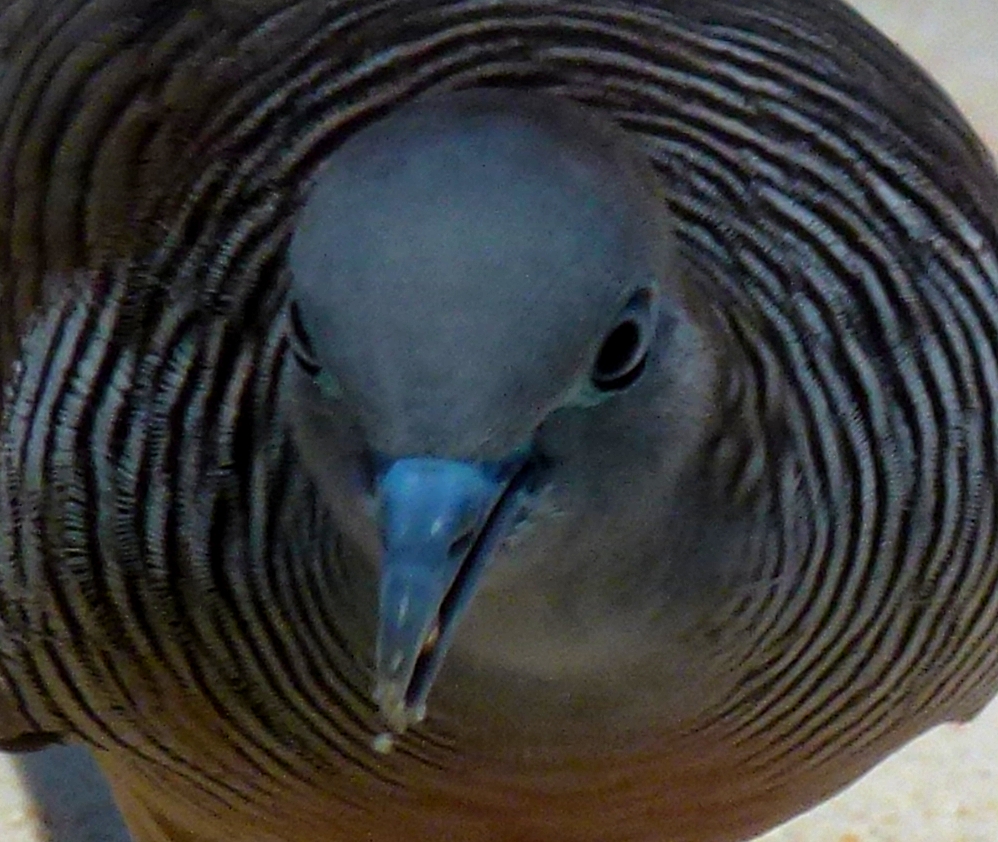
[2,1,998,841]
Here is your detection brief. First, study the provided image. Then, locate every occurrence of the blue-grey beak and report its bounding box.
[374,456,528,732]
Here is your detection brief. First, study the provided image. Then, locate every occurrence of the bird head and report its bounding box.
[284,90,743,739]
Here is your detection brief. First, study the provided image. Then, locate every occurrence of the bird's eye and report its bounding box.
[591,289,655,393]
[287,301,321,376]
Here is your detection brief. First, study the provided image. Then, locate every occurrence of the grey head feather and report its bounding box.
[288,89,680,460]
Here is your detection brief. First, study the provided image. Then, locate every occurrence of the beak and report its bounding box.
[373,456,527,732]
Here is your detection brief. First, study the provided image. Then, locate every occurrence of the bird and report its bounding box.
[1,1,998,841]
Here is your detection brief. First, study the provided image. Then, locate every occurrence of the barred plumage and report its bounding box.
[2,2,998,841]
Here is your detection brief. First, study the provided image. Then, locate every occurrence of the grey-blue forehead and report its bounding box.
[291,100,652,296]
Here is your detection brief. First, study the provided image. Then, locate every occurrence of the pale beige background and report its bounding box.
[2,1,998,840]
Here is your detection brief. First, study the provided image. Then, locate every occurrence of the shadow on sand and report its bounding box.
[14,746,131,842]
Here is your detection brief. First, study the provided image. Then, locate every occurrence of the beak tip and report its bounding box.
[374,680,427,734]
[374,570,440,731]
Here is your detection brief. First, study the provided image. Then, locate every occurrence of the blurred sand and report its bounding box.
[2,1,998,840]
[852,0,998,153]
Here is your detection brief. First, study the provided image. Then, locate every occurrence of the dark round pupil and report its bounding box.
[593,320,644,390]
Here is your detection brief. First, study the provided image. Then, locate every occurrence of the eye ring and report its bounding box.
[591,289,655,393]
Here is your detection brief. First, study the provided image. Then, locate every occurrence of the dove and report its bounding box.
[1,2,998,842]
